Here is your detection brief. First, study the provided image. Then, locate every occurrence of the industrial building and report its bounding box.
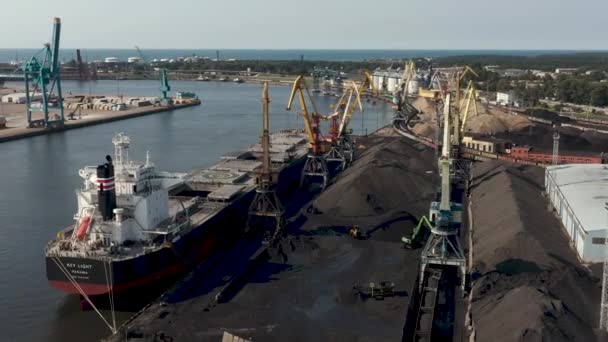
[462,135,509,153]
[545,164,608,262]
[496,91,523,107]
[1,92,43,104]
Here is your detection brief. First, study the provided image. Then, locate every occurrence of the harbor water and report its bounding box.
[0,80,393,341]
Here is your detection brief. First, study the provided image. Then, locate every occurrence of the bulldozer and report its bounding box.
[401,216,432,249]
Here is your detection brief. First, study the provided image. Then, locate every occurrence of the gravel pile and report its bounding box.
[469,160,604,342]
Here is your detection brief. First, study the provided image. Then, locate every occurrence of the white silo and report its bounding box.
[407,79,420,95]
[387,76,398,93]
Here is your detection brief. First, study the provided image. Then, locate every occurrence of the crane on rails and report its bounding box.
[287,75,332,189]
[22,17,64,128]
[420,93,467,291]
[325,80,365,168]
[247,82,284,244]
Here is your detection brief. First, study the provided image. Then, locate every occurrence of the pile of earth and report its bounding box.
[409,96,533,136]
[469,160,604,342]
[493,125,608,153]
[310,136,438,229]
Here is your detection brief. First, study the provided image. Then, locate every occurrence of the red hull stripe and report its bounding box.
[49,263,183,295]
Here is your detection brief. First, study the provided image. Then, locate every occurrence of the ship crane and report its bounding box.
[22,17,64,128]
[247,82,284,243]
[287,75,332,189]
[419,93,467,291]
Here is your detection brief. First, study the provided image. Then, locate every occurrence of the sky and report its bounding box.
[1,0,607,50]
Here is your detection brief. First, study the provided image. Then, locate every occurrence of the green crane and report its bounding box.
[134,46,172,105]
[401,216,432,249]
[23,17,64,128]
[160,68,172,105]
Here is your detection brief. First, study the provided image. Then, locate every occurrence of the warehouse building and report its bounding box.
[545,164,608,262]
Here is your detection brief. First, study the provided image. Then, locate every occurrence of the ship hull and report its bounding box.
[45,155,306,304]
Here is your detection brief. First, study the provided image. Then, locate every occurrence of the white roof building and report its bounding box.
[545,164,608,262]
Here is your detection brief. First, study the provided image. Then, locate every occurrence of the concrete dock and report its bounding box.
[0,101,200,143]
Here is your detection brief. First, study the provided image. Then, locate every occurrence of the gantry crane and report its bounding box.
[23,17,64,128]
[324,80,365,169]
[420,93,467,291]
[452,66,479,145]
[247,82,284,243]
[459,80,479,134]
[287,75,332,189]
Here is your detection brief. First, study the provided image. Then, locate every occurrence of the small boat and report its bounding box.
[196,75,209,81]
[218,77,228,82]
[233,78,244,83]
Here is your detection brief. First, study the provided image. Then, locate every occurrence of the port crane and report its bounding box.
[287,75,332,189]
[22,17,64,128]
[393,60,417,111]
[420,93,467,291]
[459,80,479,134]
[134,46,172,105]
[324,79,367,168]
[247,82,284,243]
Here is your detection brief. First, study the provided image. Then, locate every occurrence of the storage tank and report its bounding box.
[127,57,140,63]
[104,57,119,63]
[407,79,420,95]
[387,77,398,93]
[372,75,381,91]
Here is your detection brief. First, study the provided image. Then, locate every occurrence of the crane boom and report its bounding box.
[50,18,61,74]
[440,94,452,212]
[261,81,271,177]
[286,76,319,152]
[460,81,478,134]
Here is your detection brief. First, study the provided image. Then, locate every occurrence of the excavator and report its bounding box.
[287,75,332,189]
[401,216,433,249]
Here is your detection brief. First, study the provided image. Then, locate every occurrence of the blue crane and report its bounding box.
[22,17,64,128]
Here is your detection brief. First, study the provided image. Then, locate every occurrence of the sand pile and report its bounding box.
[312,137,437,225]
[410,96,533,136]
[411,122,436,138]
[411,97,436,114]
[470,160,603,341]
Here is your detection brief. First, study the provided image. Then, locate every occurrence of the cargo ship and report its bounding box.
[45,131,309,308]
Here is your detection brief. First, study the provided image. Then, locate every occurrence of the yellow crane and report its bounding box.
[393,60,417,110]
[287,76,331,188]
[459,80,479,134]
[324,80,365,168]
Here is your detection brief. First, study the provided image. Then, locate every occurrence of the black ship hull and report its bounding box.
[45,155,306,307]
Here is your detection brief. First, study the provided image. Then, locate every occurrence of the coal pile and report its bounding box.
[469,160,604,342]
[107,135,439,342]
[310,136,437,229]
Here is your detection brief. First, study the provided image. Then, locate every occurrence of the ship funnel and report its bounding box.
[97,157,117,221]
